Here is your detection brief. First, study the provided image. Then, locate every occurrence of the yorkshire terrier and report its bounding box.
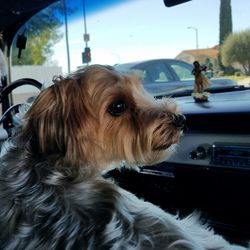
[0,65,247,249]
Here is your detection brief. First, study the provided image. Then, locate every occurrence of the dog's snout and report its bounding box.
[172,114,186,129]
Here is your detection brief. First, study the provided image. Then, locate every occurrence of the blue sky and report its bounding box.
[69,0,132,18]
[50,0,250,73]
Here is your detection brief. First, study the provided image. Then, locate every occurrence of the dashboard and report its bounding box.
[170,89,250,169]
[168,134,250,168]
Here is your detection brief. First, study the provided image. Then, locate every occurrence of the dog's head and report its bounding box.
[21,65,185,171]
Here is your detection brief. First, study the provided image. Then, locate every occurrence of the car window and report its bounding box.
[168,61,194,81]
[2,0,250,102]
[136,62,174,84]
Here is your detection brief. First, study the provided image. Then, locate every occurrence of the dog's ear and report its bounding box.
[21,77,96,166]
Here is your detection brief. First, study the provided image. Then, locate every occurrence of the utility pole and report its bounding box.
[188,26,199,55]
[82,0,91,65]
[83,0,88,49]
[63,0,71,73]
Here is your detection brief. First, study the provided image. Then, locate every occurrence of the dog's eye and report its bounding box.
[108,100,128,117]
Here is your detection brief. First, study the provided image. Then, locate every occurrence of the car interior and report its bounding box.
[0,0,250,247]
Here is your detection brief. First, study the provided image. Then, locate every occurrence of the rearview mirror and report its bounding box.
[16,33,27,59]
[163,0,191,7]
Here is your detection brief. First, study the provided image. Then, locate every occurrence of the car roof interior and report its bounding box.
[0,0,58,51]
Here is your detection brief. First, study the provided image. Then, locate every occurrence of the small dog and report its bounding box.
[0,65,247,249]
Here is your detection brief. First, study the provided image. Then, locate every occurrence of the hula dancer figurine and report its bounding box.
[191,60,211,102]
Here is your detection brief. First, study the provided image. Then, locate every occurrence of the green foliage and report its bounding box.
[219,0,233,73]
[221,29,250,75]
[12,2,65,65]
[219,0,232,45]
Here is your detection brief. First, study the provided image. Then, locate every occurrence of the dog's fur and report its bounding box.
[0,65,248,249]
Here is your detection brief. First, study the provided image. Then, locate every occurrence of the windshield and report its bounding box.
[7,0,250,101]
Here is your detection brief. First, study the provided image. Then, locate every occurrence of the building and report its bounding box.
[10,65,62,104]
[175,45,219,71]
[11,65,62,86]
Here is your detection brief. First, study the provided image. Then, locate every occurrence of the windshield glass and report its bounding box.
[9,0,250,101]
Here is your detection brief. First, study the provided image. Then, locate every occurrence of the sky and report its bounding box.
[50,0,250,74]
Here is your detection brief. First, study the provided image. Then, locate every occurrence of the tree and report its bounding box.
[219,0,232,44]
[221,29,250,75]
[218,0,233,73]
[12,2,65,65]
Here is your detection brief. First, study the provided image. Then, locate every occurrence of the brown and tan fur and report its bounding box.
[23,65,181,171]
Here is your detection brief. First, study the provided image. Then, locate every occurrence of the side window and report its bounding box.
[136,63,174,84]
[169,62,194,81]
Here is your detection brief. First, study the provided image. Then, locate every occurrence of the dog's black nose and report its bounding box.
[172,114,186,129]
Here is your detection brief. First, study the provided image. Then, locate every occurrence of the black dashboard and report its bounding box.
[107,88,250,246]
[168,89,250,168]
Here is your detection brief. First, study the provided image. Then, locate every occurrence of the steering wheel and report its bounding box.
[0,78,42,135]
[0,78,42,97]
